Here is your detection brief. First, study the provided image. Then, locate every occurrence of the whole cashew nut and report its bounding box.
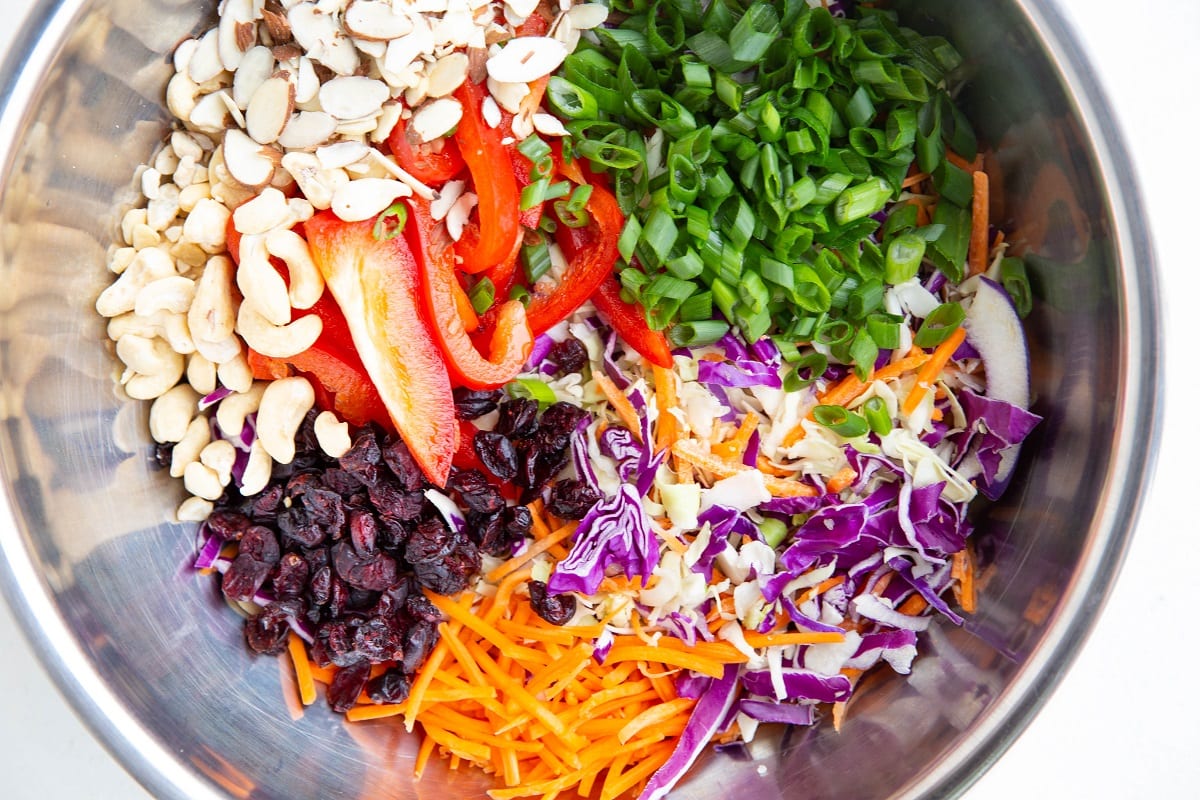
[135,275,195,317]
[171,415,212,478]
[216,382,266,439]
[184,460,224,501]
[235,233,292,326]
[176,496,214,522]
[96,246,176,318]
[199,439,237,486]
[236,302,322,359]
[149,383,200,443]
[188,254,237,345]
[107,310,194,355]
[239,439,272,496]
[217,349,254,394]
[265,228,324,310]
[256,377,315,465]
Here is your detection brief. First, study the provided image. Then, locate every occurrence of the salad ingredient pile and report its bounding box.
[96,1,1044,799]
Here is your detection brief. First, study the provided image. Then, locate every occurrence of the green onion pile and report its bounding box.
[551,0,986,377]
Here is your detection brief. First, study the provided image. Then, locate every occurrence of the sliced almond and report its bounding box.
[289,2,361,76]
[174,38,199,74]
[486,36,568,84]
[316,140,370,170]
[232,45,276,109]
[481,95,501,128]
[353,38,388,59]
[430,179,466,221]
[262,0,292,43]
[445,191,478,241]
[329,178,413,222]
[370,101,404,143]
[318,76,391,120]
[466,46,488,84]
[245,76,296,145]
[189,91,234,133]
[383,15,434,75]
[344,0,415,41]
[281,152,349,210]
[218,0,255,71]
[567,3,609,30]
[273,43,304,61]
[295,56,320,103]
[223,128,279,190]
[532,112,567,137]
[410,97,463,143]
[426,52,469,98]
[432,11,475,49]
[277,110,338,150]
[486,76,529,114]
[505,0,540,19]
[188,29,225,84]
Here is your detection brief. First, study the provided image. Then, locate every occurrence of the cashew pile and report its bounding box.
[97,0,608,522]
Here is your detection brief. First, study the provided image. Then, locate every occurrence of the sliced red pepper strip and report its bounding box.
[407,198,533,390]
[385,116,465,186]
[452,79,521,273]
[524,180,623,336]
[305,210,456,486]
[247,346,390,428]
[591,273,674,368]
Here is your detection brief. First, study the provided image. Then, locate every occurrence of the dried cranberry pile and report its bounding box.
[201,412,527,712]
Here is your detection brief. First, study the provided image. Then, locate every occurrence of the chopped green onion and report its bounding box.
[521,240,553,284]
[509,284,531,305]
[866,313,902,349]
[758,517,789,548]
[468,277,495,315]
[884,232,926,284]
[679,290,713,321]
[913,301,966,347]
[1000,257,1033,317]
[618,216,642,263]
[546,77,599,119]
[932,160,973,208]
[833,177,892,225]
[668,319,730,347]
[507,377,557,408]
[862,395,893,436]
[813,404,870,437]
[372,202,408,241]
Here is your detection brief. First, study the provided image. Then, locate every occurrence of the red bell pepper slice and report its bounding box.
[591,273,674,368]
[304,210,457,486]
[386,116,465,186]
[406,198,533,390]
[523,179,623,336]
[452,78,522,273]
[247,345,390,428]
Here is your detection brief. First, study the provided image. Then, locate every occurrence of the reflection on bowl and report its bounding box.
[0,1,1158,799]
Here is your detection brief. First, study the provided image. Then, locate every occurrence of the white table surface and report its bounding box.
[1,1,1196,798]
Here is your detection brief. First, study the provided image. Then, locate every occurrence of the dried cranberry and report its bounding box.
[349,510,379,555]
[473,431,519,481]
[300,487,347,532]
[549,339,587,374]
[381,437,424,492]
[235,525,279,568]
[309,564,332,607]
[366,669,411,704]
[453,387,502,420]
[403,518,453,564]
[354,616,404,663]
[539,402,588,439]
[528,580,576,626]
[222,555,271,602]
[328,660,372,713]
[376,516,412,551]
[272,552,309,600]
[401,619,439,675]
[412,538,480,595]
[368,481,425,521]
[503,505,533,540]
[153,442,173,470]
[317,620,360,667]
[247,484,283,521]
[339,428,382,486]
[245,601,296,655]
[206,510,251,540]
[321,468,362,495]
[496,398,539,438]
[448,468,504,515]
[328,575,351,618]
[332,542,399,591]
[546,479,601,520]
[278,507,324,549]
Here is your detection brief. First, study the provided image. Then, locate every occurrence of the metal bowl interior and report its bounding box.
[0,1,1159,799]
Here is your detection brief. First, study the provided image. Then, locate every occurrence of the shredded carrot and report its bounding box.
[897,593,929,616]
[672,440,818,498]
[712,411,759,459]
[819,371,869,408]
[874,351,929,382]
[413,729,437,778]
[825,466,857,494]
[901,326,967,415]
[901,170,929,189]
[652,364,678,453]
[286,633,316,707]
[594,373,642,442]
[741,630,846,648]
[945,150,978,172]
[618,698,696,744]
[604,645,729,678]
[756,456,795,477]
[952,548,977,613]
[969,169,990,275]
[486,521,578,583]
[796,575,845,605]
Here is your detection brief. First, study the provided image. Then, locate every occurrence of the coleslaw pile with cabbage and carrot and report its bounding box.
[98,0,1044,798]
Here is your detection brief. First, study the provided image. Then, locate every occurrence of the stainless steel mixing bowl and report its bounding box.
[0,1,1160,798]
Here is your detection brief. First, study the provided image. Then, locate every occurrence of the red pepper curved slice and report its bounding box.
[386,116,465,186]
[524,180,623,336]
[591,273,674,368]
[452,78,522,273]
[407,199,533,390]
[304,211,456,486]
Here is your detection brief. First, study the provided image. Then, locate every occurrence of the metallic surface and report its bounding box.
[0,1,1159,799]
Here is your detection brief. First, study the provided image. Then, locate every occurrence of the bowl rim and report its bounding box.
[0,0,1162,798]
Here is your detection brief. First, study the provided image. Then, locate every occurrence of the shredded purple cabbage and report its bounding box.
[697,358,783,389]
[742,668,852,702]
[547,484,657,596]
